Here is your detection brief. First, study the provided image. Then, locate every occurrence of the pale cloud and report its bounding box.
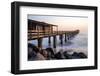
[28,15,88,33]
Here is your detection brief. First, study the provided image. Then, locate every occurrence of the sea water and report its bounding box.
[28,33,88,56]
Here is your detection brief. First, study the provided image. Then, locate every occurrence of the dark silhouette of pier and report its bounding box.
[28,19,79,49]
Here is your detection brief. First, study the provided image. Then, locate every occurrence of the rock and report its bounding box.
[72,52,87,59]
[28,43,38,60]
[28,43,46,60]
[72,52,79,57]
[46,48,55,59]
[78,52,87,58]
[28,51,37,60]
[28,43,40,53]
[63,51,72,59]
[54,52,63,59]
[40,49,48,59]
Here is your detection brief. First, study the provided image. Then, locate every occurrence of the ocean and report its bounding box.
[28,33,88,56]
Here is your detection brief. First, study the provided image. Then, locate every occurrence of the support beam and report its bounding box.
[59,35,63,45]
[37,38,42,49]
[48,36,51,46]
[53,36,56,48]
[67,34,70,40]
[65,33,67,42]
[57,26,58,34]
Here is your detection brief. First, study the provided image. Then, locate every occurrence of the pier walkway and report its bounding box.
[28,19,79,49]
[28,30,79,48]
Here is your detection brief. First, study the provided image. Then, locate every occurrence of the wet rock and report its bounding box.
[46,48,55,59]
[28,43,46,60]
[72,52,87,59]
[54,52,63,59]
[72,52,79,57]
[63,51,73,59]
[78,52,87,58]
[40,49,48,59]
[28,43,38,60]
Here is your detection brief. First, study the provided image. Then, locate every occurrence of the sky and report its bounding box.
[28,15,88,33]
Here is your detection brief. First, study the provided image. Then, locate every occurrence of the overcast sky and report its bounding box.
[28,15,88,33]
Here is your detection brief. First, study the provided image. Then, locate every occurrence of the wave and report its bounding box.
[28,33,88,56]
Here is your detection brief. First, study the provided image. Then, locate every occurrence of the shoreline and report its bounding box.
[28,43,87,61]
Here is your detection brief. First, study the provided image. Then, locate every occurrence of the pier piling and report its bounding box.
[53,36,56,48]
[59,35,63,45]
[38,38,42,49]
[48,36,51,46]
[65,33,67,42]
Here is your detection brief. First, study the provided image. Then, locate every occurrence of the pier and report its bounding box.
[28,19,79,49]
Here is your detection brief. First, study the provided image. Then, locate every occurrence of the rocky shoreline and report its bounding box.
[28,43,87,61]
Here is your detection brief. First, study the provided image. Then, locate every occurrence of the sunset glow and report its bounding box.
[28,15,88,33]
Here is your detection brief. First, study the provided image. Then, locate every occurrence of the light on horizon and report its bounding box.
[28,15,88,33]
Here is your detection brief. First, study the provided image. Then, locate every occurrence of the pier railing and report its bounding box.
[28,30,79,49]
[28,30,79,40]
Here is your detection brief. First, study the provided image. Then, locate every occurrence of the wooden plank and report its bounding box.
[28,30,79,40]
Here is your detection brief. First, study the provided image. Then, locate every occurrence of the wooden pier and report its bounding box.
[28,19,79,48]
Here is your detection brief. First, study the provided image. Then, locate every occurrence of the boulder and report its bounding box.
[78,52,87,58]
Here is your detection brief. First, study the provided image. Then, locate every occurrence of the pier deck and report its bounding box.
[28,19,79,48]
[28,30,79,40]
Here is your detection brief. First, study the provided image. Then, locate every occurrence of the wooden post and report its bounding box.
[59,35,63,45]
[57,26,58,34]
[38,38,42,49]
[67,34,70,40]
[48,36,51,46]
[65,33,67,42]
[43,26,45,35]
[53,36,56,48]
